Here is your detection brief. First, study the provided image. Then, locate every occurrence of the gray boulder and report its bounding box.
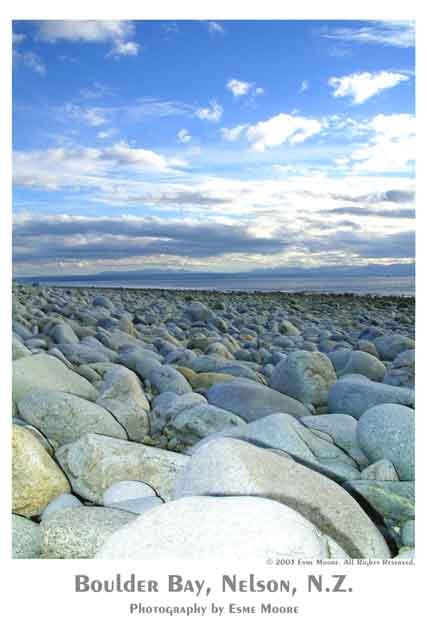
[170,403,246,444]
[95,496,349,560]
[18,390,128,446]
[12,334,31,360]
[374,334,415,361]
[172,437,390,558]
[361,459,399,481]
[13,354,97,404]
[149,365,192,395]
[103,480,157,505]
[208,378,310,421]
[106,496,164,515]
[383,349,415,388]
[96,366,150,442]
[357,403,414,480]
[271,350,336,407]
[50,322,79,345]
[328,375,414,418]
[299,413,369,468]
[150,392,207,435]
[55,433,189,502]
[41,493,83,521]
[40,507,136,558]
[12,514,41,559]
[328,350,386,382]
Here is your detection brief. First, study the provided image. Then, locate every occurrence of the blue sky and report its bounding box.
[12,20,415,276]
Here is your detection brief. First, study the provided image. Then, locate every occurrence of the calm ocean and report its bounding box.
[24,274,415,297]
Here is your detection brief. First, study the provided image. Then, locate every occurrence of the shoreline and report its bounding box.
[12,280,415,560]
[13,283,416,302]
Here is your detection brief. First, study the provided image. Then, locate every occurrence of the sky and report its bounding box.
[12,19,415,277]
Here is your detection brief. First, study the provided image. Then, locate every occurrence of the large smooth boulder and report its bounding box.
[188,413,360,481]
[18,391,128,447]
[328,350,386,382]
[383,349,415,389]
[13,354,97,404]
[271,351,336,407]
[148,365,192,395]
[12,334,31,360]
[41,493,83,521]
[40,507,136,558]
[170,403,246,445]
[208,378,310,421]
[50,322,79,345]
[374,334,415,361]
[328,375,414,418]
[95,496,348,560]
[172,438,390,558]
[299,414,369,468]
[12,425,71,517]
[96,366,150,442]
[150,392,207,435]
[55,433,189,502]
[103,480,157,505]
[357,403,414,480]
[12,514,41,559]
[57,343,118,365]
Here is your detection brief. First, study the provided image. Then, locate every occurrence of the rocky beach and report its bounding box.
[12,284,415,560]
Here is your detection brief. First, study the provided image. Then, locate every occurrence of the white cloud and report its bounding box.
[226,79,252,97]
[226,78,264,98]
[37,20,134,43]
[220,124,248,142]
[13,142,184,191]
[37,20,139,57]
[13,32,26,45]
[329,71,409,104]
[13,50,46,75]
[103,141,168,170]
[196,100,223,122]
[246,113,323,151]
[300,80,309,93]
[97,128,119,139]
[350,113,415,173]
[13,32,46,74]
[109,40,139,57]
[322,21,415,48]
[207,21,225,35]
[177,129,192,144]
[64,104,108,127]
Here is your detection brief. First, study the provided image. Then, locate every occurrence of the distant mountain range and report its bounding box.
[14,262,415,283]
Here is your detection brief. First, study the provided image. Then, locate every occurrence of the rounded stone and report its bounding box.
[12,514,41,558]
[12,425,71,517]
[41,493,83,521]
[271,350,337,407]
[17,390,128,446]
[13,353,97,404]
[328,350,386,382]
[357,403,414,480]
[40,506,136,558]
[103,480,157,505]
[95,496,348,560]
